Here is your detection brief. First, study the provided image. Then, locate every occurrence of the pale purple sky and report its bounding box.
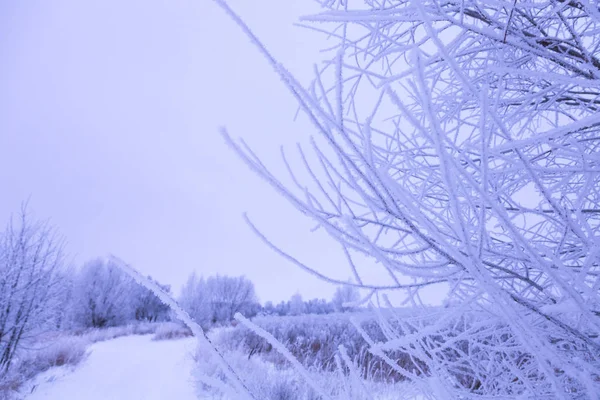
[1,1,448,306]
[0,0,360,303]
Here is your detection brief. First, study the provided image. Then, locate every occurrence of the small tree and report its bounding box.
[180,273,259,326]
[0,206,66,374]
[305,298,334,315]
[273,301,289,316]
[73,258,136,328]
[50,268,76,330]
[332,285,360,313]
[131,277,170,322]
[262,301,275,315]
[179,273,211,328]
[206,275,259,324]
[289,293,305,316]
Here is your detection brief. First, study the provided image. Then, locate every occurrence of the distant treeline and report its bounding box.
[177,272,360,329]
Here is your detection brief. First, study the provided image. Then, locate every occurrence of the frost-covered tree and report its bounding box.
[0,206,66,374]
[50,268,77,330]
[262,301,275,315]
[215,0,600,397]
[70,259,168,328]
[72,258,136,328]
[273,301,289,316]
[131,277,171,322]
[332,285,360,313]
[288,293,306,316]
[179,273,259,326]
[206,275,259,323]
[179,273,211,328]
[305,298,334,315]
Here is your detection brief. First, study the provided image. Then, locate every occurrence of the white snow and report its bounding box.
[23,335,198,400]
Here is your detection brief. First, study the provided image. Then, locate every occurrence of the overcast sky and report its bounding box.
[0,0,360,303]
[0,1,448,306]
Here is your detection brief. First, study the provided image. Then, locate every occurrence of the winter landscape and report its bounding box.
[2,0,600,399]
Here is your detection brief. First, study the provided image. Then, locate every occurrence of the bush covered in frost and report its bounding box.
[0,336,87,398]
[211,308,583,396]
[153,322,193,341]
[193,337,419,400]
[215,311,433,382]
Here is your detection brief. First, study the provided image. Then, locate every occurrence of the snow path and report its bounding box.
[24,335,198,400]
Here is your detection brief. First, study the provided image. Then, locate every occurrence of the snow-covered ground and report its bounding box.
[22,335,198,400]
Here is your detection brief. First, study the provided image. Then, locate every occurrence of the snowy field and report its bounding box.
[22,335,197,400]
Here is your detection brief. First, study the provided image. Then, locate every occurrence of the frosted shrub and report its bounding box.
[153,322,192,341]
[215,312,433,382]
[30,337,88,370]
[0,336,87,399]
[194,342,341,400]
